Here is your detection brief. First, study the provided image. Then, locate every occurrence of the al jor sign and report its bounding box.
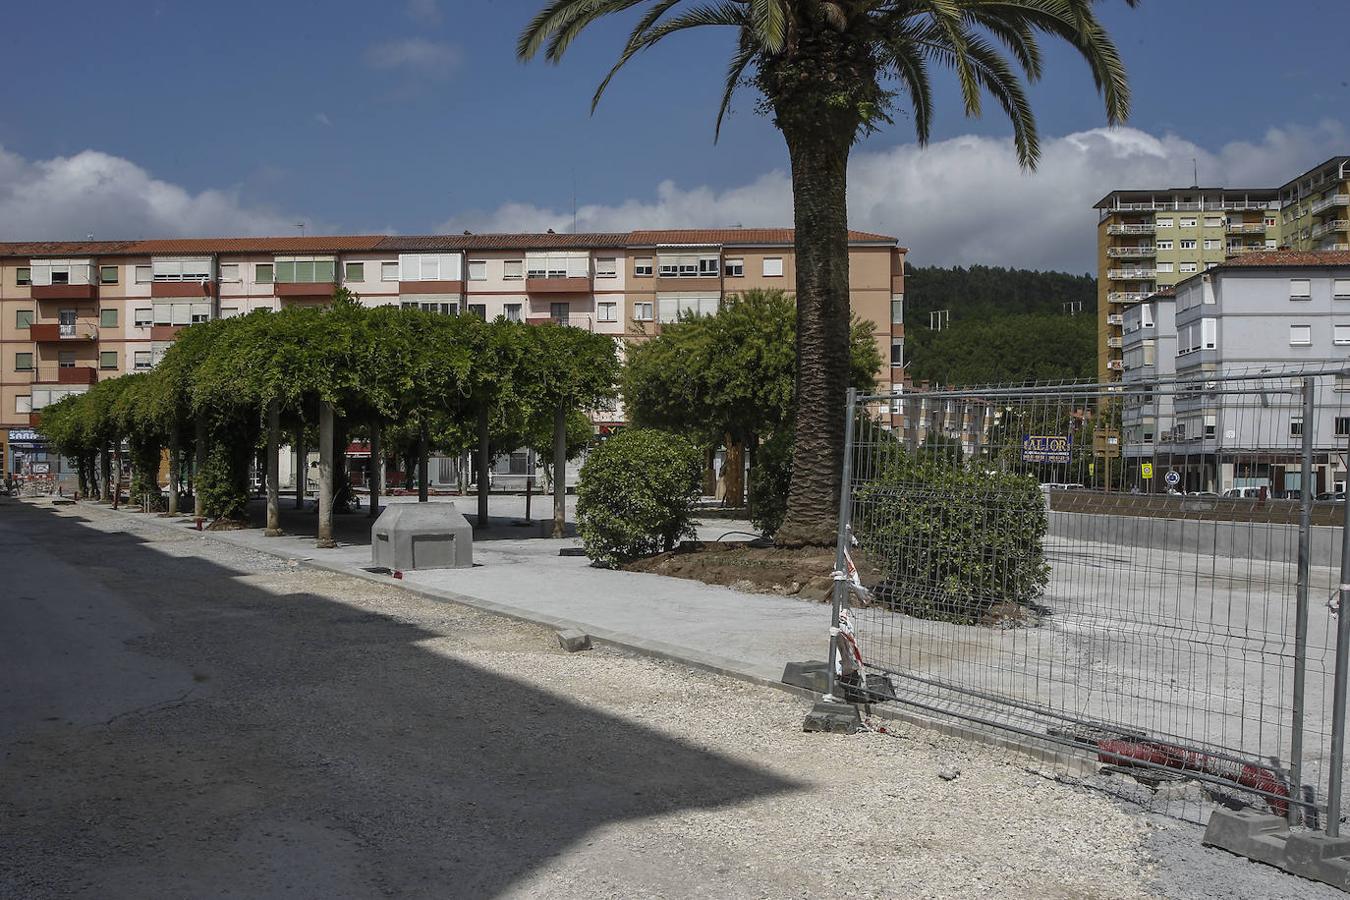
[1021,434,1071,464]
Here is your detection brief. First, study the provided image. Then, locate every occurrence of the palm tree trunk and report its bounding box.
[367,423,382,518]
[167,423,180,515]
[476,406,490,529]
[774,119,854,548]
[317,400,335,548]
[552,403,567,538]
[265,401,282,536]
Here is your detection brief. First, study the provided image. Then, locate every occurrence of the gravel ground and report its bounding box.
[1,497,1339,899]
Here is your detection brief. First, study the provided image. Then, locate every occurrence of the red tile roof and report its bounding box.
[1218,249,1350,268]
[0,227,902,258]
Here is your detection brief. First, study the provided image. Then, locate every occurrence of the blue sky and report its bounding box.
[1,0,1347,270]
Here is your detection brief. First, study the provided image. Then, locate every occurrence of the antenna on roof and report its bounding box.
[571,170,577,234]
[86,232,94,241]
[1192,158,1199,189]
[295,221,306,237]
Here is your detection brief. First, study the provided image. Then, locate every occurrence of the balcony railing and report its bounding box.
[1107,359,1125,371]
[1226,222,1266,233]
[1108,269,1156,280]
[1106,246,1156,258]
[1312,219,1349,238]
[1106,223,1155,235]
[1107,336,1123,349]
[33,366,99,385]
[1310,194,1350,215]
[1107,314,1124,326]
[1106,200,1276,214]
[1107,291,1151,304]
[523,315,594,331]
[29,321,99,341]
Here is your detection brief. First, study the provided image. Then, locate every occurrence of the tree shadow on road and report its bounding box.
[1,502,800,899]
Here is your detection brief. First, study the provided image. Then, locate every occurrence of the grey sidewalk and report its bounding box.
[105,496,829,688]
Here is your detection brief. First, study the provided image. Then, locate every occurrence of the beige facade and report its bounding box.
[0,228,906,474]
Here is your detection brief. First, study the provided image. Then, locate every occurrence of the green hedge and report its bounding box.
[855,450,1048,624]
[577,428,702,567]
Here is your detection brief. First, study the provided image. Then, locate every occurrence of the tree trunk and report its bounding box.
[552,403,567,538]
[294,426,306,509]
[773,117,854,548]
[265,401,282,536]
[316,400,335,548]
[476,406,490,529]
[418,421,429,503]
[100,448,112,504]
[193,414,207,519]
[112,443,123,509]
[367,423,382,518]
[524,450,533,523]
[166,423,180,515]
[745,432,758,519]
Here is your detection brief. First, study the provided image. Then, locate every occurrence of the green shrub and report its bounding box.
[198,441,250,521]
[577,428,702,567]
[749,431,792,536]
[855,449,1048,624]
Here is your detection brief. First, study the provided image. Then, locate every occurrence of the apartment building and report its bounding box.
[1095,155,1350,383]
[1,228,907,479]
[1118,250,1350,494]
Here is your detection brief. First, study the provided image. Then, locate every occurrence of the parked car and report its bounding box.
[1222,487,1266,499]
[1316,491,1346,502]
[1043,482,1086,491]
[1187,491,1219,498]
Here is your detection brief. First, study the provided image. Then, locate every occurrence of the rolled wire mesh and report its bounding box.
[844,368,1350,824]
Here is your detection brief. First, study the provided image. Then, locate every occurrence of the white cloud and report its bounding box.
[363,38,459,78]
[439,120,1349,272]
[313,112,332,127]
[404,0,441,25]
[0,145,316,241]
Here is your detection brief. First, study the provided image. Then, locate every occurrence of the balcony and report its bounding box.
[1106,223,1155,235]
[30,321,98,342]
[275,281,337,298]
[525,275,592,294]
[32,283,98,301]
[151,281,214,298]
[1310,194,1350,215]
[1107,246,1156,258]
[1107,337,1123,349]
[1108,268,1156,280]
[1312,219,1349,238]
[1226,222,1266,234]
[399,280,464,295]
[1107,314,1124,326]
[523,315,594,331]
[1107,291,1151,304]
[1107,359,1125,371]
[33,366,98,385]
[151,324,186,341]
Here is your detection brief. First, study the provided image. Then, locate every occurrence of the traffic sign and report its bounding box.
[1140,463,1154,480]
[1165,470,1181,487]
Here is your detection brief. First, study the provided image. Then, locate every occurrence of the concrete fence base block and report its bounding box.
[1202,808,1291,868]
[1285,833,1350,890]
[802,701,861,734]
[556,629,592,653]
[781,660,829,694]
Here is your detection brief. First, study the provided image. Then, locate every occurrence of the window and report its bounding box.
[51,269,69,285]
[1201,318,1216,350]
[467,260,487,281]
[698,256,719,276]
[595,258,617,279]
[1179,262,1197,273]
[633,301,654,321]
[273,257,335,283]
[99,351,118,370]
[467,304,486,320]
[1157,240,1174,251]
[1180,217,1197,228]
[724,258,744,277]
[15,309,32,329]
[503,260,523,281]
[890,337,904,367]
[100,308,117,328]
[99,265,118,284]
[597,302,617,322]
[1156,218,1173,228]
[1206,262,1220,270]
[220,307,240,318]
[1204,217,1222,228]
[1205,417,1217,439]
[1156,262,1174,273]
[16,395,31,415]
[1291,279,1312,299]
[658,295,719,322]
[345,262,364,282]
[135,265,152,284]
[133,308,152,327]
[16,267,30,286]
[219,263,240,282]
[526,254,588,279]
[57,350,75,368]
[504,303,522,322]
[550,302,569,323]
[891,296,904,325]
[762,257,784,277]
[1336,279,1350,299]
[133,351,152,370]
[634,257,653,277]
[1265,217,1277,227]
[1203,239,1222,250]
[1291,418,1304,438]
[1290,324,1312,346]
[256,263,274,283]
[1180,239,1197,250]
[15,352,33,371]
[1336,417,1350,437]
[152,257,211,282]
[657,253,718,278]
[1335,324,1350,345]
[380,261,399,282]
[1265,239,1277,250]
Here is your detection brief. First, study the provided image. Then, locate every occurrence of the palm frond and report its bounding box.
[715,37,758,142]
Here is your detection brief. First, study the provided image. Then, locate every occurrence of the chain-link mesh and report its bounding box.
[840,368,1350,825]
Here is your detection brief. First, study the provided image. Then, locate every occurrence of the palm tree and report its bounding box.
[519,0,1136,547]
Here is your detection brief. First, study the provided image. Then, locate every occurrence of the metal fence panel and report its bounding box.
[839,369,1350,826]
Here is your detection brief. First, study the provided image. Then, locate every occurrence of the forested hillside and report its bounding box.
[902,264,1098,386]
